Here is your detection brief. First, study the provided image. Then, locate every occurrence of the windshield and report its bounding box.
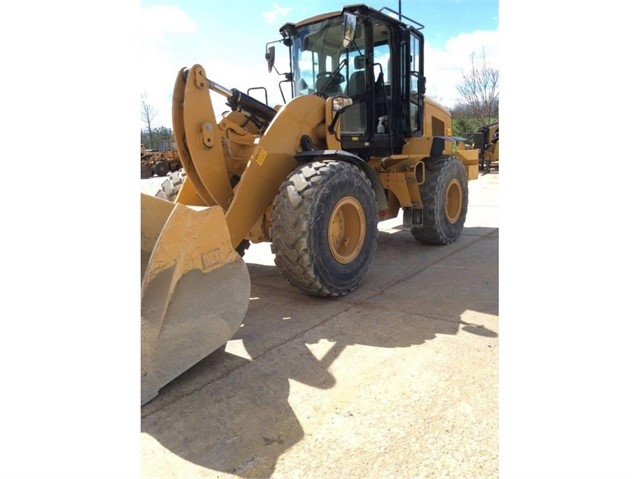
[289,16,365,97]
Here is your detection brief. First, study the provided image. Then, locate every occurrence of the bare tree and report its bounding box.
[141,92,159,147]
[456,49,499,126]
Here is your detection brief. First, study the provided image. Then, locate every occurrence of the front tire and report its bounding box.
[411,157,469,245]
[271,160,378,297]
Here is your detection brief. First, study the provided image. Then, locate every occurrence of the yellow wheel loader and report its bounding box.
[141,4,478,405]
[141,139,182,178]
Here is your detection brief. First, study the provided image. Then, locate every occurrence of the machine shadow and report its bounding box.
[141,225,498,478]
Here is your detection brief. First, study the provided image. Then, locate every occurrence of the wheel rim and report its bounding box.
[445,178,463,223]
[328,196,366,264]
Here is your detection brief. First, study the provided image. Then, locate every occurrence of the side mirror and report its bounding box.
[342,13,357,48]
[265,46,275,73]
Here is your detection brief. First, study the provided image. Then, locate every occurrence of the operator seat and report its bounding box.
[341,55,367,134]
[315,73,343,96]
[347,70,366,96]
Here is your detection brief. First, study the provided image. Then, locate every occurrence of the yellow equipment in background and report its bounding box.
[474,121,499,173]
[141,139,182,178]
[140,4,478,404]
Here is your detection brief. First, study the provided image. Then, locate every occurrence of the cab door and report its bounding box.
[401,29,425,139]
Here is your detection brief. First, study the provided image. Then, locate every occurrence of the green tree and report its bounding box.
[450,103,480,146]
[141,126,173,151]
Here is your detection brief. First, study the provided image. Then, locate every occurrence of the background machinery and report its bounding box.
[474,121,499,173]
[141,4,479,404]
[140,138,182,178]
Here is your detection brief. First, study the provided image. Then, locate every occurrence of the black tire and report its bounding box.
[141,164,153,179]
[411,157,469,245]
[153,160,169,177]
[271,160,378,297]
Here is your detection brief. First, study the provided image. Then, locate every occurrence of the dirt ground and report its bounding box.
[141,170,499,478]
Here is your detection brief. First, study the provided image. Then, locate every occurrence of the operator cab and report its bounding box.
[277,4,426,158]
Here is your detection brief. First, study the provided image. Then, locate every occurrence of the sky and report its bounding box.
[140,0,499,129]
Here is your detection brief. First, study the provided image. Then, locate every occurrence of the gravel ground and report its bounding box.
[141,170,499,479]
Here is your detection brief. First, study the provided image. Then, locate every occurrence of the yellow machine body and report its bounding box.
[171,65,477,238]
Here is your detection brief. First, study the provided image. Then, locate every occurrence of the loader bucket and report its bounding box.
[141,193,250,405]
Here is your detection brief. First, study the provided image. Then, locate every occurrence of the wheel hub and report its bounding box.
[328,196,365,264]
[445,179,462,223]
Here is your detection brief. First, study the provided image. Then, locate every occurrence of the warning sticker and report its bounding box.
[254,147,268,166]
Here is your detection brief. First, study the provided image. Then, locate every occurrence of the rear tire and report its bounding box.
[411,157,468,245]
[271,160,378,297]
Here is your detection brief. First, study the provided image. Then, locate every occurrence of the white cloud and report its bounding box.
[263,3,292,24]
[140,5,197,44]
[140,6,199,128]
[424,30,499,108]
[140,21,499,129]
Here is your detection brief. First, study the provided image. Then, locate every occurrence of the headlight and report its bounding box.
[332,96,353,112]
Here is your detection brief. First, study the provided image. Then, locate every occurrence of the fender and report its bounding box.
[294,149,388,212]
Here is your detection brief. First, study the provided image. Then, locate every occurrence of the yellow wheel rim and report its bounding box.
[328,196,366,264]
[445,179,463,223]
